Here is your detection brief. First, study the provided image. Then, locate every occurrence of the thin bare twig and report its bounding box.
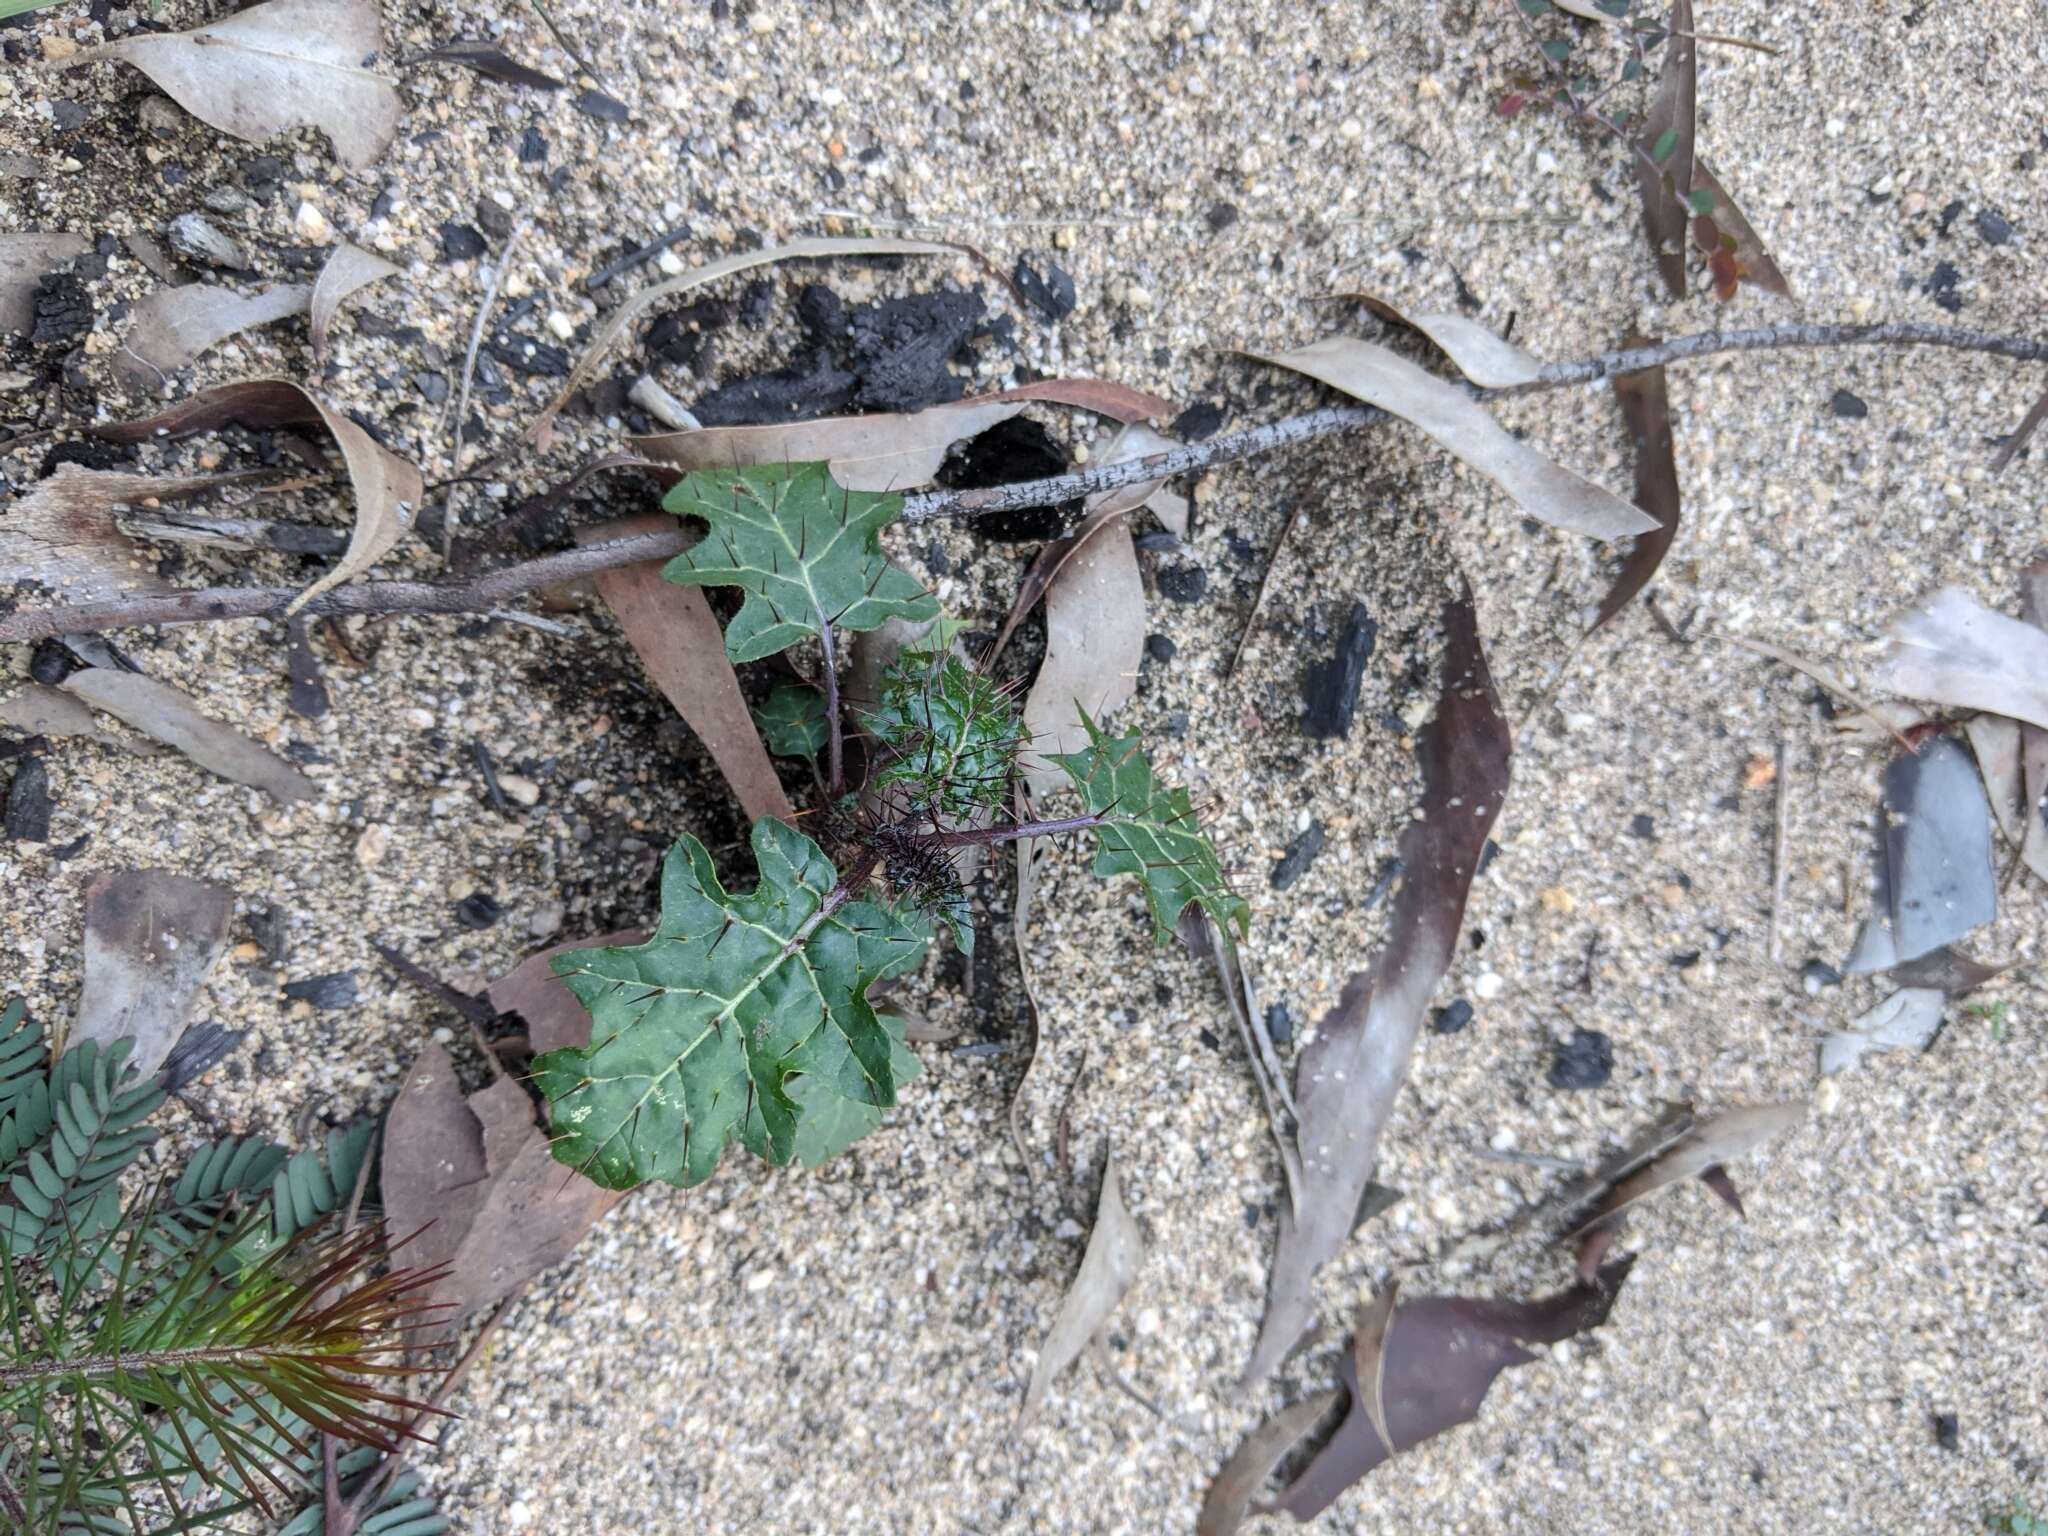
[1768,740,1792,966]
[5,322,2045,645]
[1227,498,1305,680]
[445,213,534,556]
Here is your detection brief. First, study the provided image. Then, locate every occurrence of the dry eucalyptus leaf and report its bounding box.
[484,928,645,1056]
[1589,340,1680,634]
[64,869,233,1077]
[1574,1102,1804,1232]
[63,0,401,170]
[528,237,978,450]
[420,41,565,92]
[1844,737,1997,971]
[0,466,246,602]
[1352,1279,1400,1460]
[1871,586,2048,731]
[1247,338,1655,540]
[1886,947,2009,997]
[1007,785,1054,1175]
[1020,1152,1145,1426]
[1962,712,2025,846]
[309,243,399,364]
[575,515,793,826]
[1691,158,1793,300]
[0,683,156,754]
[60,668,314,804]
[636,378,1168,492]
[381,1043,512,1336]
[1821,989,1946,1077]
[0,233,89,334]
[1634,0,1696,299]
[1195,1389,1340,1536]
[1243,589,1510,1390]
[1346,293,1544,388]
[1019,510,1144,795]
[97,378,423,612]
[1274,1262,1636,1520]
[115,283,312,394]
[1083,421,1190,534]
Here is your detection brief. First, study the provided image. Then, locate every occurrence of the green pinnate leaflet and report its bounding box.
[1053,712,1251,945]
[536,818,930,1190]
[662,462,938,663]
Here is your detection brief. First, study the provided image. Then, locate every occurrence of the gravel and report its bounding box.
[2,1,2045,1532]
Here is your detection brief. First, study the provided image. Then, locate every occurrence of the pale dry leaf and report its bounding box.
[65,869,233,1077]
[1019,510,1145,795]
[1195,1389,1341,1536]
[60,667,314,804]
[1345,293,1545,388]
[527,237,975,450]
[97,378,423,612]
[0,683,156,754]
[63,0,401,170]
[1820,989,1945,1077]
[1872,588,2048,731]
[0,233,89,334]
[1007,785,1053,1176]
[115,283,312,394]
[1574,1101,1804,1232]
[309,243,399,364]
[1247,338,1654,540]
[636,378,1169,492]
[574,515,793,825]
[0,466,242,602]
[1020,1151,1145,1426]
[1083,421,1190,534]
[1588,340,1680,634]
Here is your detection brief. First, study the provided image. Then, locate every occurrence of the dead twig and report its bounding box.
[1768,741,1792,966]
[8,322,2047,645]
[1227,499,1305,680]
[444,213,534,556]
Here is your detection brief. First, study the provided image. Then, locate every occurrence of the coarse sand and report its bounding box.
[3,1,2045,1531]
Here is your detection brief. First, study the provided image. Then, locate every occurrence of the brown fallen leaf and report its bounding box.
[97,378,423,612]
[114,283,312,394]
[61,0,401,171]
[1964,713,2026,846]
[1886,947,2009,997]
[1690,158,1793,300]
[1195,1389,1341,1536]
[1571,1101,1804,1233]
[2017,564,2048,882]
[1272,1261,1636,1520]
[574,515,793,826]
[1352,1278,1400,1460]
[636,378,1169,492]
[1343,293,1545,388]
[1007,785,1054,1177]
[0,233,90,334]
[0,683,156,754]
[1243,587,1511,1389]
[1083,421,1190,534]
[985,501,1126,666]
[1176,907,1301,1215]
[1020,1150,1146,1426]
[0,466,248,603]
[59,668,314,804]
[382,1041,620,1335]
[483,928,645,1056]
[1871,587,2048,732]
[419,41,566,91]
[527,237,980,450]
[1588,338,1681,634]
[62,869,233,1077]
[1019,508,1145,795]
[309,243,400,365]
[1247,338,1655,540]
[1634,0,1697,299]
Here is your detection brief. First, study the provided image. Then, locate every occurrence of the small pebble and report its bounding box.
[166,212,247,269]
[293,201,334,244]
[1974,208,2012,246]
[1548,1028,1613,1090]
[1429,1000,1473,1035]
[440,222,488,261]
[456,891,504,930]
[1830,388,1869,420]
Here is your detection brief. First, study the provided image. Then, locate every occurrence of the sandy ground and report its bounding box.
[4,0,2047,1531]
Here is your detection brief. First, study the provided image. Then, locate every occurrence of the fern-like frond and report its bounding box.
[0,1040,162,1259]
[0,999,45,1125]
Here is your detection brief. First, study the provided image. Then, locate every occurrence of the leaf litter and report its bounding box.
[0,233,89,334]
[309,243,401,365]
[1634,0,1697,299]
[114,283,313,394]
[1820,990,1947,1077]
[1247,337,1656,540]
[1340,293,1545,388]
[61,868,234,1078]
[59,667,315,804]
[1019,513,1146,794]
[1569,1101,1805,1233]
[97,378,424,612]
[1871,586,2048,731]
[62,0,402,171]
[1243,587,1512,1389]
[1020,1149,1146,1427]
[0,683,157,754]
[1844,736,1996,973]
[1588,340,1681,633]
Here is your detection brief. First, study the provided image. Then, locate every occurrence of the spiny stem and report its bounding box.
[817,613,845,797]
[933,814,1103,847]
[2,321,2043,644]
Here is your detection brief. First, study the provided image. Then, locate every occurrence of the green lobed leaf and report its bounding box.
[660,461,938,664]
[863,652,1025,823]
[535,818,931,1190]
[1051,711,1251,946]
[753,682,829,762]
